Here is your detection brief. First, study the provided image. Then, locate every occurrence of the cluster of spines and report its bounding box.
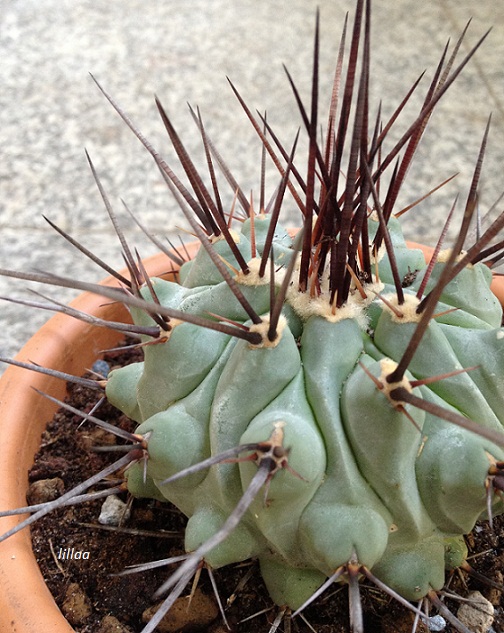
[1,0,504,631]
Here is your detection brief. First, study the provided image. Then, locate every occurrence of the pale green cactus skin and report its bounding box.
[106,213,504,607]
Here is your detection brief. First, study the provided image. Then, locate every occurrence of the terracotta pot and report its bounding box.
[0,250,192,633]
[0,242,503,632]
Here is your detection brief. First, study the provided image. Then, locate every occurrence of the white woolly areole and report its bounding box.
[437,248,472,267]
[287,269,384,326]
[381,292,421,323]
[156,317,184,343]
[248,314,288,348]
[378,357,412,407]
[234,257,280,286]
[288,291,368,325]
[210,229,241,244]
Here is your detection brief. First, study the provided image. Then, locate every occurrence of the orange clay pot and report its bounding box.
[0,250,193,633]
[0,242,503,632]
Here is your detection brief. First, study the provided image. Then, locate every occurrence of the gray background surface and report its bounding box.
[1,0,503,366]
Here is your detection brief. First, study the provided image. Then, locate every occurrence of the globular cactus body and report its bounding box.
[106,213,504,608]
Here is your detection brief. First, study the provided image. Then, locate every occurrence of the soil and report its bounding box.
[28,340,504,633]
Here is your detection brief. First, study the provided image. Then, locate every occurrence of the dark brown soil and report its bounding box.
[28,341,504,633]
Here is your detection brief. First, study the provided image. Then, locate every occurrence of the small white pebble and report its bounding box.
[428,614,446,631]
[98,495,130,526]
[457,591,494,633]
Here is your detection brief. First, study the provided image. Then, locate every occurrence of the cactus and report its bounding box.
[1,1,504,631]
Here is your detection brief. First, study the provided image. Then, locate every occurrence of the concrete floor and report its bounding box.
[1,0,503,365]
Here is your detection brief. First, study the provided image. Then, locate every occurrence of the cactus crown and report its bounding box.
[2,0,504,631]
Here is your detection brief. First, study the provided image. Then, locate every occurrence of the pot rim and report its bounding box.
[0,251,178,633]
[0,242,502,632]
